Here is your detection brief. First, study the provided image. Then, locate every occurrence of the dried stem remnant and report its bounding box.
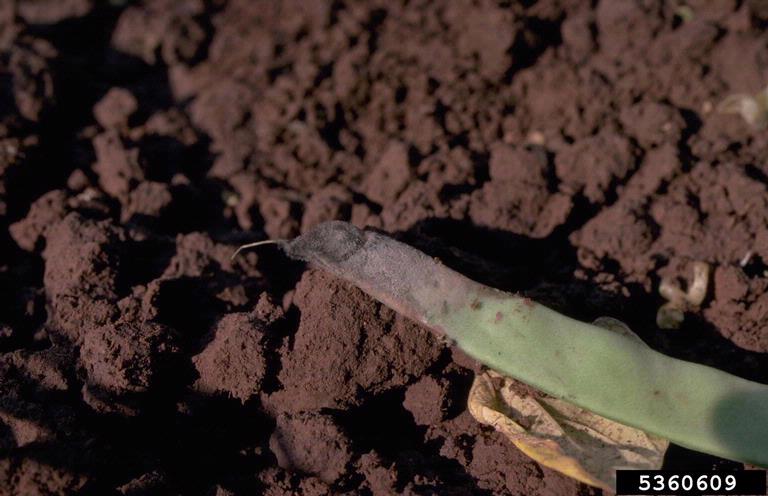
[657,262,710,329]
[718,86,768,129]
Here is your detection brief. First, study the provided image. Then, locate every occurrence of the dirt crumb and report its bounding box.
[80,321,179,412]
[17,0,93,25]
[93,87,138,130]
[10,189,69,252]
[192,312,268,403]
[269,412,352,484]
[403,375,452,426]
[363,140,412,205]
[555,130,635,204]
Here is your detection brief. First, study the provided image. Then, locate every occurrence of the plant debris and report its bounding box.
[657,261,710,329]
[717,86,768,129]
[468,370,668,491]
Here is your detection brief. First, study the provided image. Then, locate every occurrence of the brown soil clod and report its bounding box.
[1,1,766,494]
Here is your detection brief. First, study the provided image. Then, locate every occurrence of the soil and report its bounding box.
[2,1,768,494]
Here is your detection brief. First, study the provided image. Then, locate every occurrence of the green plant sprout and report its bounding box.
[235,221,768,467]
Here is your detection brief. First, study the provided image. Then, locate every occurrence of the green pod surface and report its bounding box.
[279,221,768,466]
[442,296,768,466]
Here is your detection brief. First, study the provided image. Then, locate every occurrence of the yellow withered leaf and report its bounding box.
[468,368,669,492]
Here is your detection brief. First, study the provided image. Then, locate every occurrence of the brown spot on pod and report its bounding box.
[523,298,534,308]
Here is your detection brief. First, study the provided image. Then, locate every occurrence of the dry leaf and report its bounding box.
[468,318,669,492]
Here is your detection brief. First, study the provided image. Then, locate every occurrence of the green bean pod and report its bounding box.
[276,221,768,467]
